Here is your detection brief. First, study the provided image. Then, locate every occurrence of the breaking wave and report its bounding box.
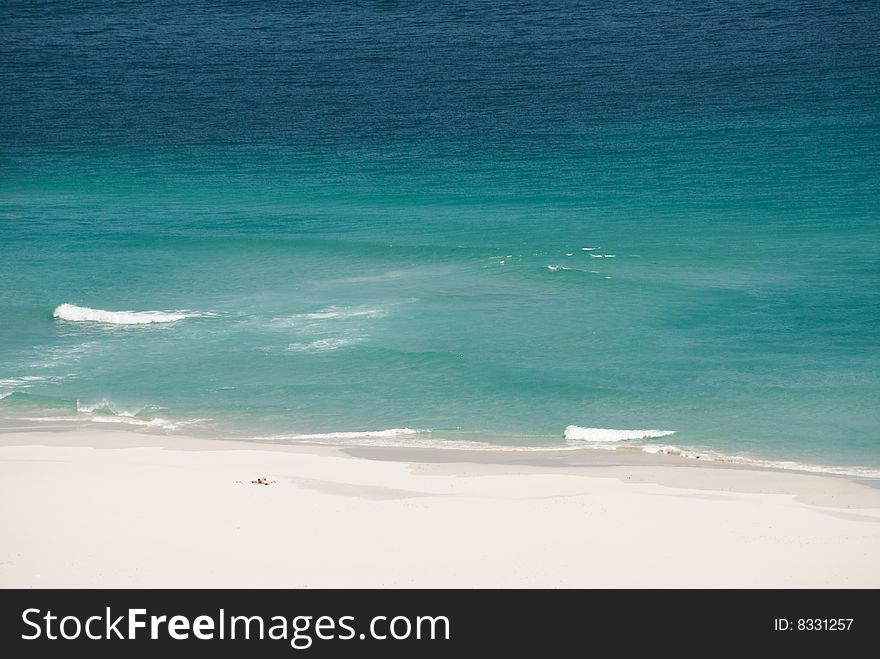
[71,399,200,430]
[53,303,207,325]
[564,425,676,442]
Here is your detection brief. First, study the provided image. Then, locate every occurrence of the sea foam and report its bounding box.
[638,445,880,479]
[286,338,356,352]
[71,399,198,430]
[564,425,676,442]
[0,375,52,388]
[265,428,423,440]
[53,303,201,325]
[301,306,384,320]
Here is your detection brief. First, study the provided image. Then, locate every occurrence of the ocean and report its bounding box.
[1,1,878,476]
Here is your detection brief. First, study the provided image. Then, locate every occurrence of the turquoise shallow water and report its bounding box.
[1,2,878,474]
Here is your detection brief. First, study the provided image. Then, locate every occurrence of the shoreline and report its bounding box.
[1,427,879,587]
[3,415,878,482]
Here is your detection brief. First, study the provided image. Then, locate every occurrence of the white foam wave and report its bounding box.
[0,375,52,388]
[262,428,424,441]
[640,444,695,457]
[0,392,12,400]
[53,303,204,325]
[254,429,511,450]
[86,415,183,429]
[301,306,384,320]
[76,399,161,415]
[286,338,356,352]
[729,457,880,479]
[328,436,499,450]
[71,400,195,430]
[638,445,880,479]
[18,412,200,431]
[564,425,676,442]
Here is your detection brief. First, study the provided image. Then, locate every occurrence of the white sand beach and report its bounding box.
[1,428,878,588]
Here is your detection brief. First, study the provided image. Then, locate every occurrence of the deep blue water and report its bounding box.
[1,1,879,474]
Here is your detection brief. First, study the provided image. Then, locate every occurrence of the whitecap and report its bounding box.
[564,425,676,442]
[53,303,205,325]
[0,375,51,388]
[301,306,384,320]
[74,399,189,428]
[76,399,166,416]
[286,338,356,352]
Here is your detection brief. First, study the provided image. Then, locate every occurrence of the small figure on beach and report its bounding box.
[251,476,275,486]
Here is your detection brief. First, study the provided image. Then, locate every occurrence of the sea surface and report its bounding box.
[1,1,878,476]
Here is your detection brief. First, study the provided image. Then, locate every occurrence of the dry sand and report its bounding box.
[1,428,878,587]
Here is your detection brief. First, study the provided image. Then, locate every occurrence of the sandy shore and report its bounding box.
[1,428,879,588]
